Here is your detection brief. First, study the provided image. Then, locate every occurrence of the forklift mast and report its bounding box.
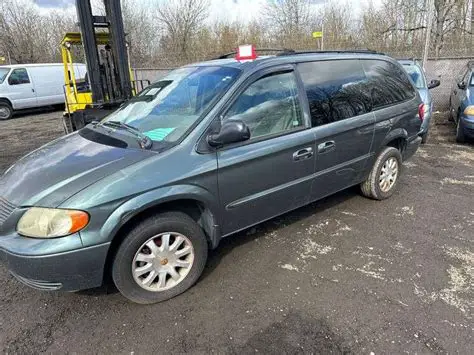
[75,0,132,104]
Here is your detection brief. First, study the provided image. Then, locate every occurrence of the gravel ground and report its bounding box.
[0,110,472,354]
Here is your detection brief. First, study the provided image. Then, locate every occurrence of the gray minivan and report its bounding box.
[0,50,423,304]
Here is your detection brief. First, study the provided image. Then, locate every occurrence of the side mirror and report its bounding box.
[458,81,466,90]
[428,79,440,90]
[207,120,250,147]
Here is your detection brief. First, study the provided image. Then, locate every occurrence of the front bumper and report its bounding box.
[420,111,432,134]
[0,242,110,291]
[460,115,474,137]
[404,135,422,161]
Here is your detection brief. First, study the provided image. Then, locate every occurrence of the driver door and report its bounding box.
[216,67,315,236]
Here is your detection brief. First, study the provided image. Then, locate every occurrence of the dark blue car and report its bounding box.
[450,60,474,142]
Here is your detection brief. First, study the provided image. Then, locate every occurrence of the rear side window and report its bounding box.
[362,60,416,109]
[8,68,30,85]
[297,60,371,128]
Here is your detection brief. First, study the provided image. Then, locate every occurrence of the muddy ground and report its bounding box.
[0,110,472,353]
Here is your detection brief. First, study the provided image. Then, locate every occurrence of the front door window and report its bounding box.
[223,72,304,140]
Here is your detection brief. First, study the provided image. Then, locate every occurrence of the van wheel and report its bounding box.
[112,211,208,304]
[448,99,454,122]
[456,118,466,143]
[360,147,402,200]
[0,102,13,120]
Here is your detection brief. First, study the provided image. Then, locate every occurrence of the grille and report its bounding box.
[0,197,16,226]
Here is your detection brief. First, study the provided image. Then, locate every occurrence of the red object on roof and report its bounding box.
[236,45,257,61]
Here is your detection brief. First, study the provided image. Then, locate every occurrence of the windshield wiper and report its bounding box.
[101,120,153,149]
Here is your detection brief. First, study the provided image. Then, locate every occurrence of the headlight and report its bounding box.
[17,208,89,238]
[464,106,474,116]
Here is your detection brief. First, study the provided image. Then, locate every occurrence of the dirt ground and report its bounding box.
[0,109,472,354]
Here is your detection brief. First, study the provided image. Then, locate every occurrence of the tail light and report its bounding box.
[418,103,425,122]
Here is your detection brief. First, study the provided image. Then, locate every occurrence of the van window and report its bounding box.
[297,60,371,128]
[0,68,10,84]
[8,68,30,85]
[223,71,304,139]
[362,60,416,109]
[103,66,240,144]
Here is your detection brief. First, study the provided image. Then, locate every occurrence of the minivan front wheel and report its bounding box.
[0,102,13,120]
[456,118,466,143]
[112,211,208,304]
[360,147,402,200]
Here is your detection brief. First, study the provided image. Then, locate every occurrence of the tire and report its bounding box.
[448,99,455,122]
[421,130,429,144]
[0,101,13,120]
[360,147,403,200]
[456,117,466,143]
[112,211,208,304]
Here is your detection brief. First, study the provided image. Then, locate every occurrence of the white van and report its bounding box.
[0,63,86,120]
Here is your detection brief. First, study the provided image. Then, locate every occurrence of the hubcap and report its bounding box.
[132,232,194,292]
[379,157,398,192]
[0,107,10,119]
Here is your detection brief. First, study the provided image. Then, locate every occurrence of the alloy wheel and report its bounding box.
[132,232,194,292]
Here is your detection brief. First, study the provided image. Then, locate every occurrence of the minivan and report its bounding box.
[0,49,423,304]
[0,63,86,120]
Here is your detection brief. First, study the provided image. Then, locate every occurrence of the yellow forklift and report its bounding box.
[61,0,148,133]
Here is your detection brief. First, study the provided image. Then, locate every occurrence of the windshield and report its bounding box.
[0,68,10,84]
[402,64,426,89]
[103,66,240,144]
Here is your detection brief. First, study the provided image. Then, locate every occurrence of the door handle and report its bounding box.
[293,147,313,161]
[318,140,336,153]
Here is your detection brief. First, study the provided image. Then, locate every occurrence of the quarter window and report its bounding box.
[297,60,371,128]
[8,68,30,85]
[362,60,416,109]
[223,72,304,139]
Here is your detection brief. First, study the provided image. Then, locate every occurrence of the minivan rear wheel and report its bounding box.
[0,102,13,120]
[360,147,402,200]
[112,211,208,304]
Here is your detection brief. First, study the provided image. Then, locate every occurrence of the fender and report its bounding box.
[381,127,408,148]
[93,184,221,248]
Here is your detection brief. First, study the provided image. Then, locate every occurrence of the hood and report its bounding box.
[0,132,153,207]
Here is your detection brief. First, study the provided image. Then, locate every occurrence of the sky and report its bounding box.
[34,0,381,22]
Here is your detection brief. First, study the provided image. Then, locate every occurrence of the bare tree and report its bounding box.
[156,0,210,60]
[121,0,159,67]
[261,0,319,48]
[322,1,356,49]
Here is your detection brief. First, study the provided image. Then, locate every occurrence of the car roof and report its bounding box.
[186,51,397,71]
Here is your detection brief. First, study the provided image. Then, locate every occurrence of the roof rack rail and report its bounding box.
[276,49,384,56]
[213,48,295,60]
[212,48,385,60]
